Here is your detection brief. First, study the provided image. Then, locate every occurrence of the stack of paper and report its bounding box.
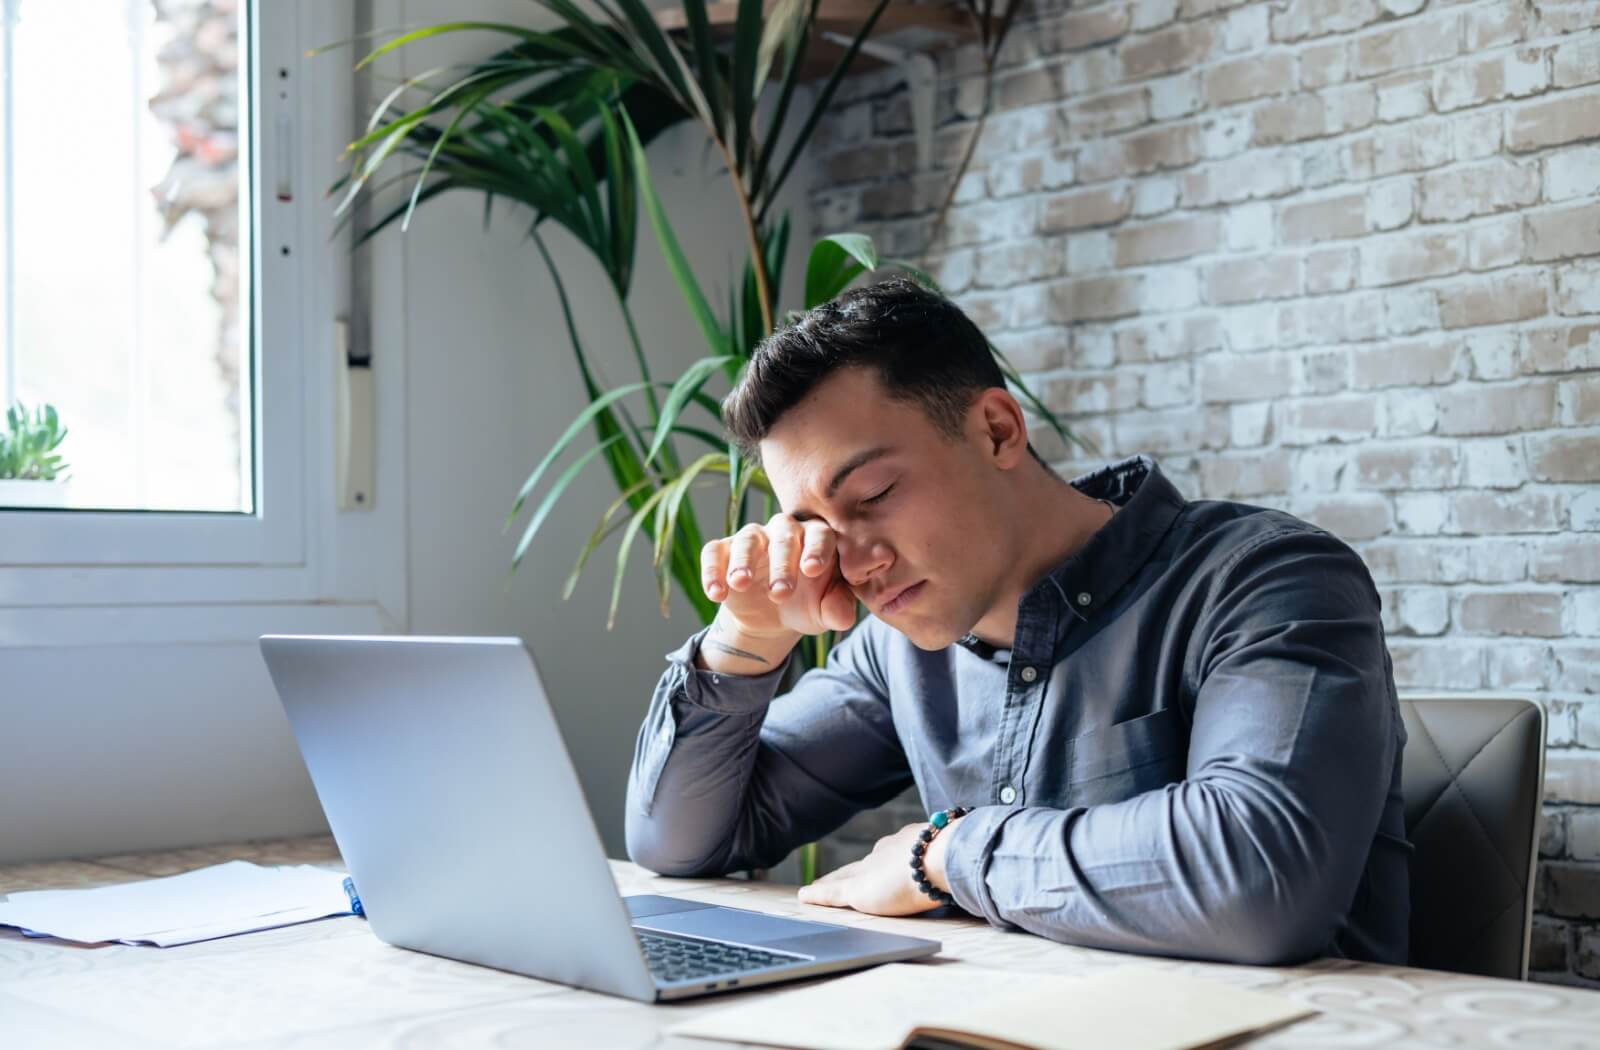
[0,860,356,946]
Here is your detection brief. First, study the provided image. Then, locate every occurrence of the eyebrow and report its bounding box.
[789,446,894,521]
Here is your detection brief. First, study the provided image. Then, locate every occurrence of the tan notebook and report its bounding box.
[667,961,1316,1050]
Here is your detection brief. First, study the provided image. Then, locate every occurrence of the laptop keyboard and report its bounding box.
[635,929,807,983]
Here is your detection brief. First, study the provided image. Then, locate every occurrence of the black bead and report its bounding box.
[910,855,923,870]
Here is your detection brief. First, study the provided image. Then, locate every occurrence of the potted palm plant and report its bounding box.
[0,402,72,509]
[331,0,1079,881]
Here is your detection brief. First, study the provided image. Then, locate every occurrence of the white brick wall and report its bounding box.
[808,0,1600,984]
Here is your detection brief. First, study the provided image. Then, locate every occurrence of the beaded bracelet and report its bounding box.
[909,806,971,906]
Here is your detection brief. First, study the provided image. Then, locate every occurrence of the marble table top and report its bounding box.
[3,836,1599,1049]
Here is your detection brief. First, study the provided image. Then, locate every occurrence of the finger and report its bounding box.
[725,525,768,591]
[764,515,803,600]
[820,577,858,632]
[700,539,729,601]
[799,522,836,578]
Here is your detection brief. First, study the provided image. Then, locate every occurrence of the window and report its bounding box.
[1,0,251,513]
[0,0,310,572]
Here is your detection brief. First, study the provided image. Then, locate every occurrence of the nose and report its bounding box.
[837,530,893,589]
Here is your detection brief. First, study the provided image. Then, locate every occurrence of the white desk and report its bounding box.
[3,836,1598,1048]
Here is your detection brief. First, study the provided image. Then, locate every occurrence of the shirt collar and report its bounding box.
[955,454,1186,657]
[1044,454,1186,622]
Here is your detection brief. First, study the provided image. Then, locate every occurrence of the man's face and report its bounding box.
[759,367,1012,651]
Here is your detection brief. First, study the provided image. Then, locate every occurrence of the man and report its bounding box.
[625,277,1409,966]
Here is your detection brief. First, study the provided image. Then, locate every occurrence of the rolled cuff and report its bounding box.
[940,805,1022,931]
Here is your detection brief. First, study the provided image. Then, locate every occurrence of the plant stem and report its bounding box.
[715,137,775,336]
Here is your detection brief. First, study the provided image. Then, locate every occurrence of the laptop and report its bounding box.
[258,634,941,1002]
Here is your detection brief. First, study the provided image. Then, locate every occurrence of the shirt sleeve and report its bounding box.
[941,526,1401,965]
[624,618,914,877]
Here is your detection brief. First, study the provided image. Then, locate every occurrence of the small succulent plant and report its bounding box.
[0,402,71,482]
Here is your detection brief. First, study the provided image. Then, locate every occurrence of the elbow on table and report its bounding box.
[1201,883,1342,966]
[623,807,726,879]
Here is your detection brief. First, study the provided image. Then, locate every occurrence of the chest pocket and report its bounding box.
[1066,707,1188,808]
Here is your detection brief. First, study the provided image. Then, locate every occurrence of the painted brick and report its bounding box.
[1459,591,1565,635]
[1459,437,1527,488]
[1113,214,1222,265]
[1468,216,1526,271]
[1351,340,1460,389]
[1113,405,1231,453]
[1040,186,1133,232]
[1549,751,1600,805]
[1045,275,1144,322]
[1553,37,1600,88]
[1354,14,1462,78]
[1272,0,1380,43]
[1548,859,1600,918]
[1359,231,1466,287]
[1455,489,1563,533]
[1201,355,1294,403]
[1388,639,1485,689]
[1199,451,1293,496]
[1434,48,1549,112]
[1120,23,1215,81]
[1438,381,1559,436]
[1419,160,1542,222]
[1376,72,1433,123]
[1530,433,1600,483]
[1532,538,1600,582]
[1291,493,1394,539]
[1438,272,1549,329]
[1280,397,1379,444]
[1279,192,1367,244]
[1354,444,1460,489]
[1528,201,1600,263]
[1054,4,1132,50]
[1204,52,1295,107]
[1509,90,1600,152]
[1300,40,1351,88]
[1203,256,1301,304]
[1306,246,1358,293]
[1252,85,1376,145]
[1183,153,1301,206]
[1067,88,1151,137]
[1546,146,1600,202]
[1557,261,1600,316]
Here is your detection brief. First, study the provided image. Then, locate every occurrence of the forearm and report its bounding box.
[625,626,791,876]
[941,776,1359,965]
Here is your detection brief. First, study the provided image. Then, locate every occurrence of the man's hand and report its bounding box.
[796,818,964,916]
[701,514,858,639]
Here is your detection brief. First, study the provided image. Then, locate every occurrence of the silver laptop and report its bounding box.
[258,634,941,1002]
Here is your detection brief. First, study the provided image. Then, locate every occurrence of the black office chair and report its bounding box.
[1399,696,1545,979]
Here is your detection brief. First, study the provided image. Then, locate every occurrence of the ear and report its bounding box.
[970,388,1029,469]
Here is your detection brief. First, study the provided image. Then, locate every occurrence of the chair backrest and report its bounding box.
[1399,696,1544,980]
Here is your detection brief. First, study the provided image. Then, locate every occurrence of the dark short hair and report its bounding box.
[722,276,1014,462]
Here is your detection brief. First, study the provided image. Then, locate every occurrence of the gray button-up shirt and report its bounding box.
[625,455,1409,966]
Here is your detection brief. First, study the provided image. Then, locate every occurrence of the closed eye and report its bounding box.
[861,484,895,506]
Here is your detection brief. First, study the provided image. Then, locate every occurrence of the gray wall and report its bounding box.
[0,0,812,867]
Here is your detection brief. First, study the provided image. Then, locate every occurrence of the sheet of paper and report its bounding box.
[0,860,354,946]
[668,961,1314,1050]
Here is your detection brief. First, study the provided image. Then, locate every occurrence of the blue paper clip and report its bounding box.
[342,876,365,918]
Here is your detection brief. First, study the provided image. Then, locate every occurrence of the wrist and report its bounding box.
[694,612,800,674]
[924,814,962,894]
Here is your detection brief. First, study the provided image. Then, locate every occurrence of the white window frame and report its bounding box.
[0,3,397,632]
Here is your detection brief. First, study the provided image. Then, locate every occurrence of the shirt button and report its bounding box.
[999,785,1017,804]
[1020,666,1038,683]
[1076,591,1092,607]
